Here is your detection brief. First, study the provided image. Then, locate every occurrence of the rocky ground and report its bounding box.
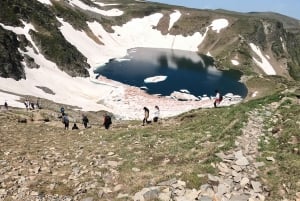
[0,99,299,201]
[132,103,281,201]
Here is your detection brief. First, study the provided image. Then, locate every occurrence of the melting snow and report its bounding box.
[144,76,167,83]
[249,43,276,75]
[231,59,239,65]
[168,10,181,31]
[210,19,229,33]
[36,0,52,5]
[0,91,24,108]
[68,0,123,16]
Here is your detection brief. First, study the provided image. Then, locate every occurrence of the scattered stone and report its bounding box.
[251,181,262,193]
[107,152,115,156]
[117,193,129,199]
[81,197,93,201]
[234,150,244,159]
[157,178,177,186]
[229,194,250,201]
[197,195,213,201]
[207,174,219,186]
[113,184,123,192]
[0,189,7,195]
[132,167,140,172]
[254,162,265,168]
[18,118,27,123]
[235,157,249,166]
[266,157,275,162]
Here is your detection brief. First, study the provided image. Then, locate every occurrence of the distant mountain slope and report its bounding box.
[0,0,300,80]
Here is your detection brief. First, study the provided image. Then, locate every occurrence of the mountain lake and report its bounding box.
[94,47,248,98]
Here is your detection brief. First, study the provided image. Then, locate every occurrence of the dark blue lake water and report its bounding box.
[94,47,247,98]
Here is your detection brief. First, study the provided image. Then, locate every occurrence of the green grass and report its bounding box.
[255,94,300,200]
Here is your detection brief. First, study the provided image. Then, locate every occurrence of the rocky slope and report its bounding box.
[0,89,299,201]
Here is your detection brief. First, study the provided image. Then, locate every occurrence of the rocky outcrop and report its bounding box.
[0,26,25,80]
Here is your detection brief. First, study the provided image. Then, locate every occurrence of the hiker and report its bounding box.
[36,98,41,109]
[72,123,79,130]
[60,106,65,116]
[214,90,223,108]
[142,107,150,126]
[24,100,30,111]
[30,102,35,110]
[82,114,89,128]
[4,101,8,110]
[62,114,69,130]
[103,113,112,130]
[153,105,160,122]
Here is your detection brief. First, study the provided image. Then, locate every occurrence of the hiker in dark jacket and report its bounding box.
[72,123,79,130]
[82,114,89,128]
[62,114,69,130]
[60,106,65,116]
[4,101,8,110]
[103,113,112,129]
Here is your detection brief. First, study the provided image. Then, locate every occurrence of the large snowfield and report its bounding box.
[0,0,276,119]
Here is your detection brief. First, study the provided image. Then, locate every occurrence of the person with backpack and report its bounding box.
[103,113,112,129]
[82,114,89,128]
[214,89,223,108]
[62,114,69,130]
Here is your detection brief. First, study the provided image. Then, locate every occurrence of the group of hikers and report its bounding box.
[141,90,223,125]
[3,89,223,129]
[142,105,160,126]
[60,106,112,131]
[24,98,41,111]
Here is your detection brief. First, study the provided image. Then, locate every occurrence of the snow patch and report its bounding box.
[0,92,24,108]
[144,76,167,83]
[231,59,239,65]
[91,0,119,7]
[170,91,199,101]
[210,19,229,33]
[0,21,39,53]
[85,13,207,69]
[36,0,52,5]
[68,0,123,16]
[249,43,276,75]
[252,91,258,97]
[180,89,190,94]
[168,10,181,31]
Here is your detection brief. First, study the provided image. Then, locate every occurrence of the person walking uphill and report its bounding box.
[82,114,89,128]
[142,107,150,126]
[103,113,112,130]
[214,90,223,108]
[62,114,69,130]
